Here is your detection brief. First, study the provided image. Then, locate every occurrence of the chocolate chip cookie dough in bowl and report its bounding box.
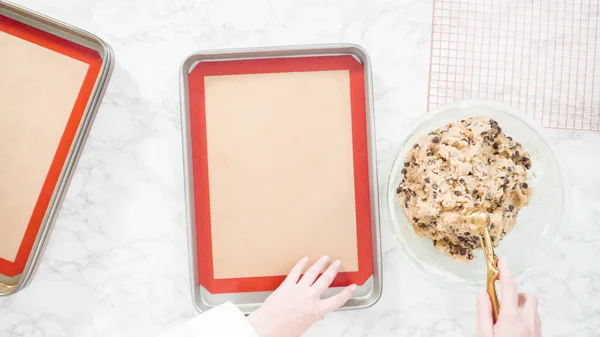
[385,100,564,291]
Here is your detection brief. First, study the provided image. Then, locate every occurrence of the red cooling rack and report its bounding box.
[428,0,600,131]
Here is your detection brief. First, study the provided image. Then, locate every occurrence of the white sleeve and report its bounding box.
[157,301,259,337]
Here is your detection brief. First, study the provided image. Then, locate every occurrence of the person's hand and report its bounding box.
[247,256,357,337]
[477,258,542,337]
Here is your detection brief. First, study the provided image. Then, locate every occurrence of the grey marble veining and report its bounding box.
[1,0,599,336]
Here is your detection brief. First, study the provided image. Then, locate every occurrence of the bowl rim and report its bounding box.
[384,99,567,292]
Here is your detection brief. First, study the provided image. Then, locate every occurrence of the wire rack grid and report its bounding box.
[428,0,600,131]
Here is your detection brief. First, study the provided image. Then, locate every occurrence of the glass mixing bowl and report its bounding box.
[385,100,565,291]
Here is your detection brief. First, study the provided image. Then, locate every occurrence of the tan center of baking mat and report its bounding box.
[204,70,359,279]
[0,31,89,262]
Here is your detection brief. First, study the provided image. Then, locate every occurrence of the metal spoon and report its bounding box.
[467,209,500,323]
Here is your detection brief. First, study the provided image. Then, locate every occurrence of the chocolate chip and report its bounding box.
[460,248,467,255]
[496,126,502,133]
[486,195,493,201]
[488,158,495,164]
[454,191,462,196]
[433,240,437,246]
[508,204,515,211]
[508,166,514,172]
[522,183,528,189]
[413,144,419,149]
[493,151,500,155]
[465,232,470,236]
[515,151,520,157]
[432,183,439,190]
[401,168,407,175]
[426,149,434,156]
[525,163,531,170]
[507,136,513,141]
[405,202,409,208]
[413,217,419,222]
[458,236,465,242]
[493,142,500,149]
[499,197,505,204]
[490,223,496,229]
[424,177,431,183]
[503,178,510,185]
[432,192,437,198]
[459,178,465,184]
[396,186,402,194]
[432,136,440,144]
[480,131,487,136]
[404,162,410,167]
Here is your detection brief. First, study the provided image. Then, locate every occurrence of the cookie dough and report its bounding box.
[397,118,532,262]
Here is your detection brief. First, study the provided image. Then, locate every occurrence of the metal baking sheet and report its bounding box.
[179,44,382,313]
[0,0,114,296]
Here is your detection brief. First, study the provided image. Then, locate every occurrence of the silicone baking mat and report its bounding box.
[188,55,374,294]
[428,0,600,130]
[0,15,102,276]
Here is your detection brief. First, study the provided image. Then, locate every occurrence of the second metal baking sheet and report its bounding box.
[0,1,114,294]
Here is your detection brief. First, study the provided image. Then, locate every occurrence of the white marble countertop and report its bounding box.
[1,0,599,336]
